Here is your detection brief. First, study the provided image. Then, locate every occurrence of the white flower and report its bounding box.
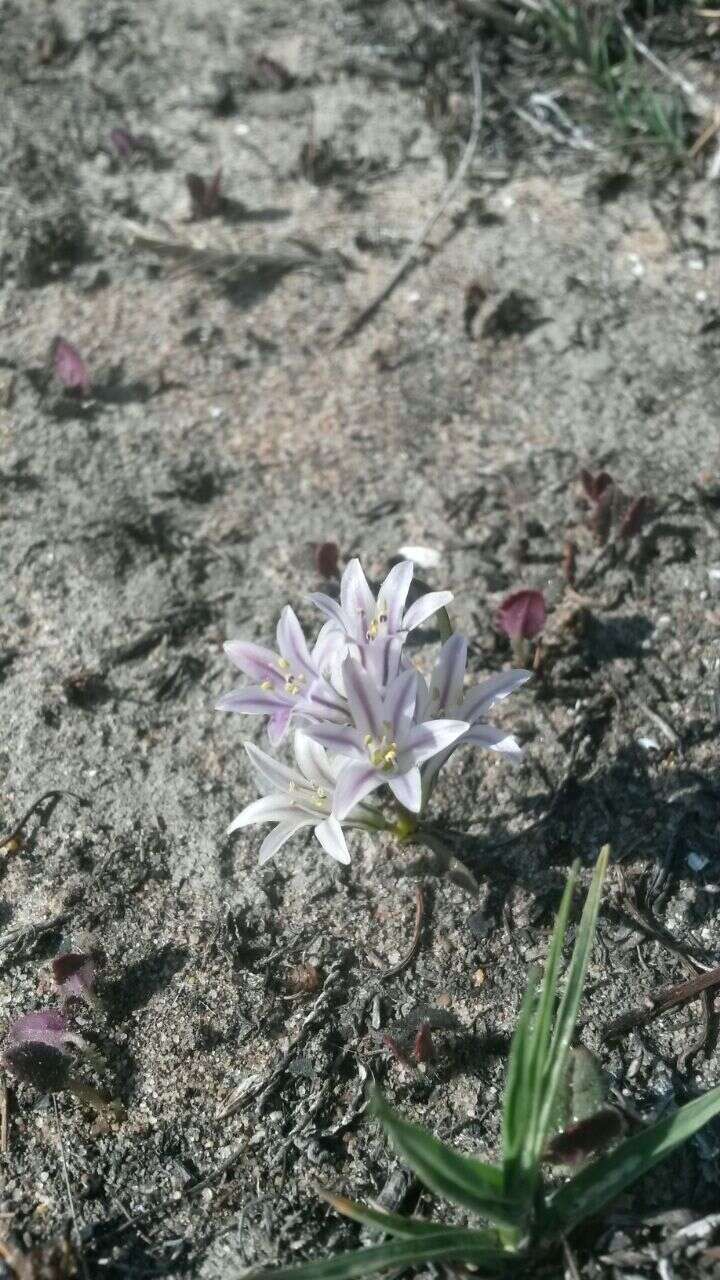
[310,559,452,689]
[216,607,347,745]
[417,635,531,787]
[305,658,467,818]
[228,731,387,866]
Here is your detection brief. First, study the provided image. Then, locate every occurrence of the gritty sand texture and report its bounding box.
[2,1,720,1276]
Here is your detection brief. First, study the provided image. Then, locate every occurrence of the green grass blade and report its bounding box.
[523,863,579,1167]
[372,1091,521,1229]
[437,606,453,642]
[252,1229,511,1279]
[535,846,609,1152]
[316,1190,472,1240]
[502,967,540,1199]
[544,1084,720,1235]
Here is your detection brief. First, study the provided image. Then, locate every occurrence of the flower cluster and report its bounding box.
[217,559,530,865]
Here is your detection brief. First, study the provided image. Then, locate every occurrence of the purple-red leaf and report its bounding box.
[589,488,614,545]
[315,541,340,578]
[253,54,294,91]
[6,1010,69,1052]
[382,1034,414,1069]
[186,168,223,218]
[110,127,135,158]
[618,494,650,541]
[497,589,547,640]
[580,469,614,504]
[52,337,90,395]
[413,1022,434,1064]
[562,538,577,586]
[544,1107,625,1166]
[52,951,100,1011]
[2,1010,81,1092]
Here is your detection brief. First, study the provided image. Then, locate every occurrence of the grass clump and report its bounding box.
[255,846,720,1277]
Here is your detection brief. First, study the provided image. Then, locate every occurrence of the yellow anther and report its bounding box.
[277,657,291,671]
[368,736,398,770]
[260,680,273,691]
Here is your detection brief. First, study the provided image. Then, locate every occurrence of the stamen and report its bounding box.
[260,679,273,691]
[277,657,291,671]
[367,733,398,771]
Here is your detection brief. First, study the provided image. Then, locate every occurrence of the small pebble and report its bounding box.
[688,851,709,872]
[398,544,441,570]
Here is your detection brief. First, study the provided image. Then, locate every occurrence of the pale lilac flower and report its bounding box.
[310,559,452,686]
[417,635,531,786]
[305,658,467,818]
[217,606,347,745]
[228,730,388,865]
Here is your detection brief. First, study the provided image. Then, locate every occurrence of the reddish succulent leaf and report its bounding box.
[562,539,577,586]
[6,1010,68,1049]
[544,1107,625,1166]
[110,127,135,157]
[580,469,614,503]
[52,951,99,1010]
[315,541,339,578]
[186,168,223,218]
[382,1034,414,1069]
[52,337,90,395]
[618,494,650,541]
[589,488,614,545]
[253,54,294,90]
[497,589,547,640]
[413,1022,434,1064]
[3,1011,74,1091]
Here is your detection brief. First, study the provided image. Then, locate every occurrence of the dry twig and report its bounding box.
[53,1096,90,1280]
[1,1079,8,1155]
[332,47,483,347]
[381,885,426,980]
[218,957,346,1120]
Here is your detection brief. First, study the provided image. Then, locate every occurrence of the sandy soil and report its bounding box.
[2,1,720,1276]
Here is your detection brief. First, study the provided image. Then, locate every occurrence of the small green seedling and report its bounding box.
[256,846,720,1277]
[533,0,687,157]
